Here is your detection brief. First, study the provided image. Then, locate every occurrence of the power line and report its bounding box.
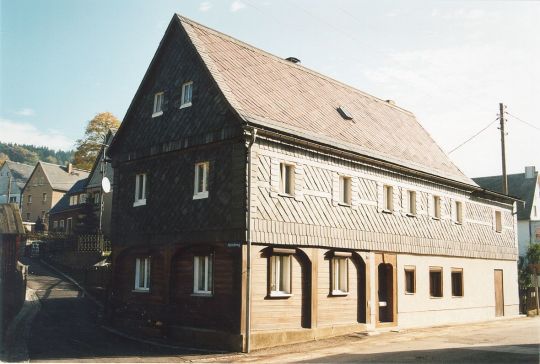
[505,112,540,131]
[447,117,499,154]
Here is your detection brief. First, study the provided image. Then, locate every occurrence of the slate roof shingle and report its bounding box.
[39,162,89,192]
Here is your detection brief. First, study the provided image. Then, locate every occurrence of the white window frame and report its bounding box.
[193,162,209,199]
[339,176,352,205]
[193,255,213,295]
[383,185,393,212]
[152,92,164,117]
[432,195,441,219]
[279,163,295,196]
[134,257,151,292]
[69,195,77,206]
[269,255,292,297]
[331,257,349,295]
[407,190,416,216]
[454,200,463,224]
[495,210,502,233]
[133,173,147,207]
[180,81,193,109]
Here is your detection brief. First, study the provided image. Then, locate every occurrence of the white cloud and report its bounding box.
[199,2,212,12]
[0,118,75,151]
[230,0,246,12]
[14,108,35,116]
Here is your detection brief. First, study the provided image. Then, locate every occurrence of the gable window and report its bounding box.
[134,173,147,206]
[495,210,502,233]
[404,266,416,294]
[134,257,150,292]
[28,195,32,204]
[432,195,441,219]
[331,254,350,295]
[269,254,292,296]
[280,163,295,196]
[429,267,443,298]
[339,176,352,205]
[451,268,464,297]
[383,185,393,211]
[193,162,209,199]
[152,92,164,117]
[193,255,213,295]
[453,201,463,224]
[180,81,193,108]
[42,193,47,204]
[407,190,416,216]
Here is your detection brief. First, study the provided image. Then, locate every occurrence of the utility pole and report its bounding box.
[499,103,508,195]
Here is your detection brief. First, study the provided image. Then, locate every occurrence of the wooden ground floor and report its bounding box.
[108,242,519,351]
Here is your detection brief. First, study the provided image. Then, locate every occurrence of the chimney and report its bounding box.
[67,162,73,174]
[525,166,536,179]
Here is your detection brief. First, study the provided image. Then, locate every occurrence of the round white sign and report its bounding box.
[101,177,111,193]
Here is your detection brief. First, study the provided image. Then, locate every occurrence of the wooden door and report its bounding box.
[494,269,504,317]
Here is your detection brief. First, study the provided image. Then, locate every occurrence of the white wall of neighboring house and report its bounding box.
[0,164,21,204]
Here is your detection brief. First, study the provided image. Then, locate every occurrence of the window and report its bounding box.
[339,176,352,205]
[93,192,101,205]
[383,185,393,211]
[134,173,147,206]
[194,162,209,199]
[407,190,416,215]
[331,256,349,294]
[180,81,193,108]
[69,195,78,206]
[432,195,441,219]
[429,267,443,298]
[42,193,47,204]
[9,196,16,203]
[53,221,58,229]
[451,269,464,297]
[80,194,87,204]
[28,195,32,204]
[134,257,150,291]
[495,211,502,233]
[269,255,292,296]
[152,92,164,117]
[66,218,72,234]
[404,266,415,294]
[193,255,213,295]
[280,163,295,196]
[59,219,65,230]
[454,201,463,224]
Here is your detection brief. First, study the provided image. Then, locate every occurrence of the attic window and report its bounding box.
[337,106,353,120]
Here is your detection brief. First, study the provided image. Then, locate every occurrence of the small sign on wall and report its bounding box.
[227,242,242,248]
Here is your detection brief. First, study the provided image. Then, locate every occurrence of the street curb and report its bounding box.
[39,259,104,309]
[1,288,41,363]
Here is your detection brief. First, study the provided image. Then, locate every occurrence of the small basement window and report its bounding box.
[451,268,464,297]
[429,267,443,298]
[152,92,164,117]
[404,266,415,294]
[339,176,352,205]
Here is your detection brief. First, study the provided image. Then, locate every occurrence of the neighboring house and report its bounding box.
[21,162,89,228]
[49,178,89,234]
[85,130,116,236]
[0,161,34,204]
[107,15,520,352]
[473,166,540,257]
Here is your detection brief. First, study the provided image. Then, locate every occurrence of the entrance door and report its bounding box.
[494,269,504,317]
[378,263,394,323]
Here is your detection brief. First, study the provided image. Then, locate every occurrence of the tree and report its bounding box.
[73,112,120,170]
[0,152,9,164]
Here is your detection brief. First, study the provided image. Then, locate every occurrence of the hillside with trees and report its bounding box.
[0,142,74,166]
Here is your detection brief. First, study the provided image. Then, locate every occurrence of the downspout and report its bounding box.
[245,127,257,353]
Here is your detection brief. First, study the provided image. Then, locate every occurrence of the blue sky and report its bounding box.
[1,0,538,177]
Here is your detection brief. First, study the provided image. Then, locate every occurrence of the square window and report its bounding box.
[152,92,164,117]
[407,190,416,215]
[432,195,441,219]
[194,162,209,199]
[331,257,349,294]
[451,269,464,297]
[429,267,443,298]
[383,185,393,211]
[269,255,292,296]
[495,211,502,233]
[134,257,150,291]
[193,255,213,295]
[134,173,147,206]
[404,266,415,294]
[339,176,352,205]
[180,81,193,108]
[454,201,463,224]
[280,163,295,196]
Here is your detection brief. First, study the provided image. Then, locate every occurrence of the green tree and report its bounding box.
[73,112,120,170]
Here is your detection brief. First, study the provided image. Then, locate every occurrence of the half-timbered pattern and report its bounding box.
[107,15,520,352]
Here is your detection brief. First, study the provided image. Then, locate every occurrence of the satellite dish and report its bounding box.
[101,177,111,194]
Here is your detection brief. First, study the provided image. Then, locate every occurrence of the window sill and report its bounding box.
[338,202,352,207]
[382,209,393,214]
[454,221,463,225]
[452,295,464,298]
[151,111,163,118]
[431,217,441,221]
[193,192,209,200]
[179,102,192,109]
[191,292,213,297]
[330,290,349,296]
[429,296,443,299]
[132,289,149,293]
[268,292,292,298]
[404,292,415,295]
[133,199,147,207]
[278,193,295,198]
[406,213,417,217]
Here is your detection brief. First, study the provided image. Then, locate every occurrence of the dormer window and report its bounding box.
[180,81,193,108]
[152,92,164,117]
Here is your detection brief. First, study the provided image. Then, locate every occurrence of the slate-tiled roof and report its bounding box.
[4,161,34,189]
[40,162,89,192]
[49,178,88,215]
[175,15,474,185]
[0,203,25,235]
[473,171,538,220]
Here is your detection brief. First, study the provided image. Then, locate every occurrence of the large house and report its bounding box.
[474,166,540,257]
[21,162,89,228]
[107,15,520,352]
[48,178,89,234]
[0,161,34,205]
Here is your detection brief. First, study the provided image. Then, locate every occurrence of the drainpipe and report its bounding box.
[245,127,257,353]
